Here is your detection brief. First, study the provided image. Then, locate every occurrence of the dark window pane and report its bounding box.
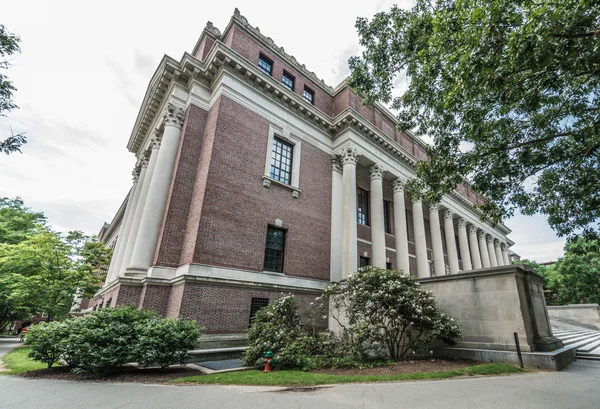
[357,187,370,226]
[303,87,314,104]
[264,227,286,272]
[360,256,370,268]
[269,137,293,185]
[282,72,295,91]
[258,54,273,75]
[384,200,391,234]
[249,298,270,326]
[386,262,392,270]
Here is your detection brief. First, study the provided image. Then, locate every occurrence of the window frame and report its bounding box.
[263,226,287,273]
[303,86,315,104]
[258,53,273,76]
[359,256,370,268]
[263,125,302,194]
[383,199,392,234]
[269,136,294,185]
[249,297,270,326]
[282,70,295,91]
[357,187,370,226]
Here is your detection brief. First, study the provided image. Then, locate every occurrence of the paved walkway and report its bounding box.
[0,360,599,409]
[0,336,20,359]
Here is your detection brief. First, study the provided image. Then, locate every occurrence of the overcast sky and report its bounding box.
[1,0,565,262]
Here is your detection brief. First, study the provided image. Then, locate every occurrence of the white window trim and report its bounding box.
[263,124,302,198]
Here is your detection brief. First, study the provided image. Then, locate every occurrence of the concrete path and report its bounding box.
[1,360,600,409]
[0,336,20,359]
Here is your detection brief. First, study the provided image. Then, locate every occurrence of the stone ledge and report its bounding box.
[431,344,577,371]
[417,264,539,284]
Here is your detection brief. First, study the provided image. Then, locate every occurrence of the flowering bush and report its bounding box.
[324,266,461,360]
[242,295,334,370]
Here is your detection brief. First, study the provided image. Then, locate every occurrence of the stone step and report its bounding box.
[577,338,600,353]
[556,331,599,341]
[576,355,600,362]
[554,330,597,337]
[566,334,600,350]
[562,333,600,345]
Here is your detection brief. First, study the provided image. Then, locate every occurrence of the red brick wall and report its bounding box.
[178,282,325,333]
[139,284,171,316]
[192,96,331,281]
[166,283,184,318]
[154,105,209,267]
[114,285,141,307]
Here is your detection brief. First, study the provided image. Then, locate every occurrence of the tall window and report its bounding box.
[384,200,391,234]
[249,298,269,325]
[357,187,370,226]
[269,137,294,184]
[264,227,286,272]
[282,71,295,91]
[258,53,273,75]
[303,86,314,104]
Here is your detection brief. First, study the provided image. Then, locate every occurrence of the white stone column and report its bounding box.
[369,164,386,268]
[105,163,143,283]
[478,230,491,268]
[428,203,445,276]
[443,210,459,274]
[487,235,498,267]
[457,218,472,271]
[501,243,511,265]
[412,199,429,278]
[119,135,160,276]
[340,145,360,278]
[330,156,343,282]
[392,179,410,274]
[127,104,185,274]
[468,225,482,269]
[494,239,504,266]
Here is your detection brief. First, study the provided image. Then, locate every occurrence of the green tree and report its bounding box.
[0,24,26,155]
[349,0,600,236]
[548,233,600,304]
[0,197,46,244]
[0,230,109,321]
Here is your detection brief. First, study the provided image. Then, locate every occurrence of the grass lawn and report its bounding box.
[1,346,49,375]
[172,363,525,386]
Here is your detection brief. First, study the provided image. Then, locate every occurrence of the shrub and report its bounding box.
[324,266,461,360]
[26,306,202,372]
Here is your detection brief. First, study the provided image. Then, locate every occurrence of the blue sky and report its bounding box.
[0,0,566,262]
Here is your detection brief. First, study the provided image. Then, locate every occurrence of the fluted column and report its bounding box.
[392,179,410,274]
[330,157,343,282]
[428,204,445,276]
[369,164,386,268]
[494,239,504,266]
[478,230,491,268]
[457,218,472,271]
[487,235,498,267]
[119,140,159,276]
[443,210,459,274]
[127,104,185,274]
[468,225,482,269]
[501,243,511,265]
[340,146,360,278]
[412,199,429,278]
[105,164,143,283]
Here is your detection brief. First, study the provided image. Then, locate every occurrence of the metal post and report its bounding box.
[514,332,524,368]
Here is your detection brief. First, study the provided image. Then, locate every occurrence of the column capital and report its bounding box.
[443,209,454,221]
[331,155,343,174]
[486,234,495,244]
[338,145,361,166]
[368,163,386,180]
[412,197,423,205]
[132,165,141,182]
[458,218,468,229]
[477,229,487,240]
[151,129,162,149]
[392,178,405,193]
[493,238,501,246]
[428,203,440,214]
[500,242,508,250]
[163,103,185,129]
[468,224,478,235]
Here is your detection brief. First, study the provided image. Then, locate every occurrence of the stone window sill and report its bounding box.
[262,176,301,199]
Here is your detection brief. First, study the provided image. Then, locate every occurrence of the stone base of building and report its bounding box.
[431,344,577,371]
[419,264,564,353]
[547,304,600,331]
[94,265,328,334]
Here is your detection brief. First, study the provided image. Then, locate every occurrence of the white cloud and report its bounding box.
[1,0,564,259]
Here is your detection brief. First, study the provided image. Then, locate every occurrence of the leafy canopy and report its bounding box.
[0,24,26,155]
[349,0,600,236]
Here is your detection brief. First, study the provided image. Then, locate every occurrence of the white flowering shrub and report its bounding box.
[324,266,461,360]
[242,294,334,370]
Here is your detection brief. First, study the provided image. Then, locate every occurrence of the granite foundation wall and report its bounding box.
[419,264,563,352]
[547,304,600,330]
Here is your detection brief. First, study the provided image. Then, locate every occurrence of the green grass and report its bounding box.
[172,363,525,386]
[1,346,49,375]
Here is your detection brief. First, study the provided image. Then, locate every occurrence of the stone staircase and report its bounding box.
[552,323,600,361]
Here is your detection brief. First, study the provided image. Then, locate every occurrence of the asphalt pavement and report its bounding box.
[1,360,600,409]
[0,336,20,358]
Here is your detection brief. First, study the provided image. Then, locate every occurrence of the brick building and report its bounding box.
[96,9,516,334]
